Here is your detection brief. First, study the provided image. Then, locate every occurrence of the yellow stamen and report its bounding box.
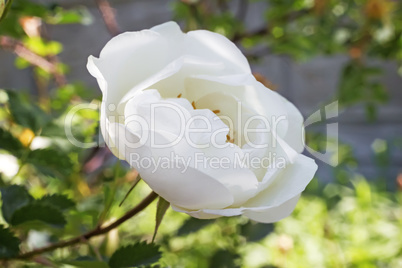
[212,109,220,114]
[177,93,182,98]
[191,101,196,109]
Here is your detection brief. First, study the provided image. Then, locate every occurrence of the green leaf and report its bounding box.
[47,7,93,25]
[26,148,74,178]
[0,185,33,223]
[152,196,170,242]
[61,257,109,268]
[209,250,238,268]
[6,90,50,132]
[11,0,48,18]
[14,56,30,69]
[119,176,141,207]
[0,128,24,157]
[240,221,274,242]
[109,242,161,268]
[177,217,215,236]
[10,203,66,228]
[37,194,75,211]
[0,225,20,258]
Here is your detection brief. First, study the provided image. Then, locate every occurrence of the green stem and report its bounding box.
[0,0,14,22]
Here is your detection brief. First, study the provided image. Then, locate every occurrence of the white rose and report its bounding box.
[87,21,317,223]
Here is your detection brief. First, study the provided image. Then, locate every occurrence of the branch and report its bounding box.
[9,191,158,260]
[0,36,66,86]
[1,36,55,73]
[232,27,269,42]
[95,0,120,36]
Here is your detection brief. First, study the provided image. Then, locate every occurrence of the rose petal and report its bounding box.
[153,21,251,74]
[171,194,300,223]
[172,153,316,222]
[185,75,289,138]
[113,122,234,210]
[123,90,259,207]
[88,22,252,118]
[242,195,300,223]
[186,30,251,74]
[119,55,225,109]
[171,205,241,219]
[87,30,171,109]
[150,21,183,37]
[244,154,317,208]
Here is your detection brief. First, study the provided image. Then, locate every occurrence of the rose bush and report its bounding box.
[87,21,317,223]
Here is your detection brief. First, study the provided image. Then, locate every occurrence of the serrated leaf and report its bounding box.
[26,148,74,178]
[37,194,75,211]
[152,196,169,242]
[10,203,66,228]
[177,217,215,236]
[109,242,161,268]
[0,225,20,258]
[0,185,33,223]
[0,128,24,157]
[6,90,50,132]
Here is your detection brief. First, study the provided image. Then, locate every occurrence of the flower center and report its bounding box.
[177,93,235,144]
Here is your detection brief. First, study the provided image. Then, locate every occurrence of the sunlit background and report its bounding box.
[0,0,401,267]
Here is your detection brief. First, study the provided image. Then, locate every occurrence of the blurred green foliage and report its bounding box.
[0,0,401,267]
[174,0,402,120]
[158,180,402,268]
